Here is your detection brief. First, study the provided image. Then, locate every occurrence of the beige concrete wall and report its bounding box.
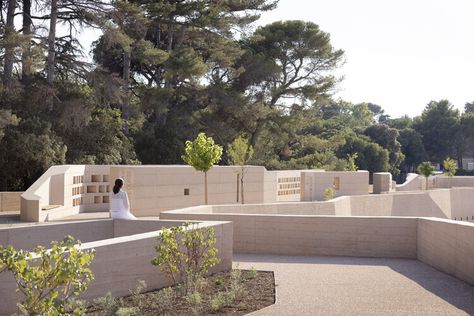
[396,173,423,191]
[417,218,474,285]
[161,210,417,258]
[0,192,22,212]
[272,170,301,202]
[301,170,369,201]
[109,165,272,216]
[20,165,111,222]
[0,220,233,315]
[435,176,474,188]
[373,172,392,194]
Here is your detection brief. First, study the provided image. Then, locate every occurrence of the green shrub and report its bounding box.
[324,187,335,201]
[0,235,94,315]
[247,267,258,280]
[93,292,123,316]
[153,287,175,311]
[443,157,458,177]
[151,223,220,295]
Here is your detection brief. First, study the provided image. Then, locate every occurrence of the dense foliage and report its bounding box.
[0,0,472,190]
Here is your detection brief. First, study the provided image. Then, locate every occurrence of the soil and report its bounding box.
[87,269,275,315]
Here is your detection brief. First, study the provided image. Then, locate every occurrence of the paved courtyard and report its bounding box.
[234,254,474,316]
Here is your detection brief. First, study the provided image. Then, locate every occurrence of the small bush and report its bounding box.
[209,292,228,313]
[0,235,95,315]
[186,291,202,315]
[213,277,223,286]
[247,267,258,280]
[93,292,124,316]
[153,287,175,311]
[116,307,139,316]
[324,187,335,201]
[151,222,220,295]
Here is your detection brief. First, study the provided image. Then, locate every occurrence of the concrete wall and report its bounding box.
[301,170,369,201]
[161,210,417,258]
[21,165,111,222]
[417,218,474,285]
[0,192,22,212]
[373,172,392,194]
[0,220,233,315]
[435,176,474,188]
[109,165,275,216]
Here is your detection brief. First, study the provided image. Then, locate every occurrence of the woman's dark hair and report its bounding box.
[113,178,124,194]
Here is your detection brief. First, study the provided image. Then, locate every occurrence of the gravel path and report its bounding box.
[234,254,474,316]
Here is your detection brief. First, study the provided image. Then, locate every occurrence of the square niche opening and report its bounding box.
[184,188,190,196]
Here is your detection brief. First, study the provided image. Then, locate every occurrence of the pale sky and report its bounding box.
[257,0,474,117]
[79,0,474,118]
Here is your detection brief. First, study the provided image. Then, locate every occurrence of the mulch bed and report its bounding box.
[87,269,275,315]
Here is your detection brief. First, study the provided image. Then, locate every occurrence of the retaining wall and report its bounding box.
[0,219,233,315]
[0,192,22,212]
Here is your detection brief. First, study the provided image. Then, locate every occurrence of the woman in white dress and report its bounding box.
[109,178,137,220]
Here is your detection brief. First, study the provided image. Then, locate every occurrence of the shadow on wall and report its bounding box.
[235,254,474,315]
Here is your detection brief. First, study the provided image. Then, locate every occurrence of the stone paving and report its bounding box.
[234,254,474,316]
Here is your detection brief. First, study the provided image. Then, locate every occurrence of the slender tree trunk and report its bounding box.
[21,0,32,82]
[122,49,131,134]
[3,0,16,85]
[46,0,58,85]
[241,169,244,204]
[204,171,208,205]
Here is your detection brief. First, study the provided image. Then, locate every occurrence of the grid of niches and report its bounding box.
[71,175,84,206]
[277,177,301,196]
[71,174,111,207]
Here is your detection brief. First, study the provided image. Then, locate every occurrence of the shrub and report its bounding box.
[0,235,95,315]
[247,267,258,280]
[417,161,435,190]
[93,292,123,316]
[153,287,175,311]
[151,223,220,295]
[443,157,458,177]
[324,187,335,201]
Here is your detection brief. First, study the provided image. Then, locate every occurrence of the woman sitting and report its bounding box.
[109,178,137,220]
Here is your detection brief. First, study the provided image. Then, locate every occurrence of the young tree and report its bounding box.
[417,161,435,190]
[0,236,95,315]
[443,157,457,177]
[227,135,254,204]
[182,133,222,205]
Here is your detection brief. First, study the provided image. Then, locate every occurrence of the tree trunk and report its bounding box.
[21,0,32,82]
[204,171,208,205]
[46,0,58,85]
[241,169,244,204]
[122,49,131,134]
[3,0,16,86]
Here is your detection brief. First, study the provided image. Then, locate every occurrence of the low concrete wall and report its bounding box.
[161,210,417,258]
[417,218,474,285]
[0,192,22,212]
[435,176,474,188]
[301,170,369,201]
[0,220,233,315]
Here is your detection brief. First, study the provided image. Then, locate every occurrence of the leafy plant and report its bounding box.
[443,157,458,177]
[152,287,175,311]
[417,161,435,190]
[247,267,258,280]
[345,153,358,171]
[93,292,123,316]
[228,135,254,204]
[151,223,220,295]
[0,235,95,315]
[181,133,223,204]
[324,187,335,201]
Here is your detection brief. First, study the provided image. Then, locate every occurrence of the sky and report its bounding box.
[79,0,474,118]
[257,0,474,117]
